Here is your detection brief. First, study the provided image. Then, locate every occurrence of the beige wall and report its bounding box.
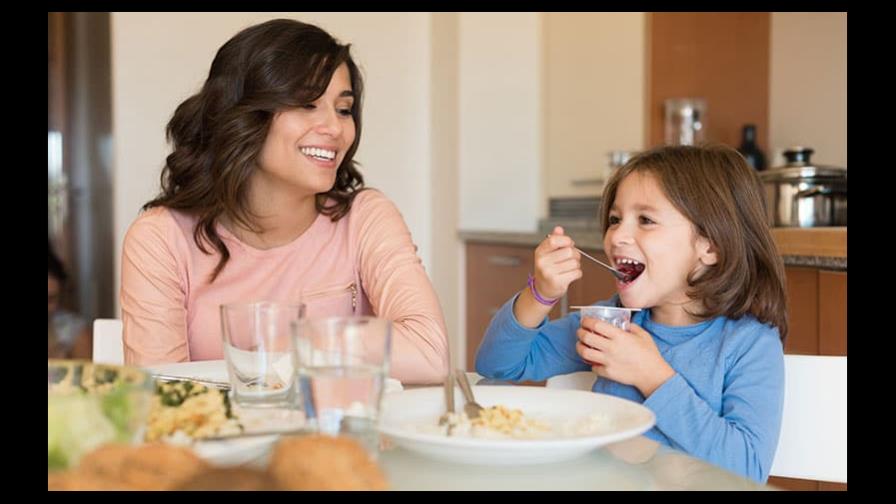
[458,12,542,233]
[430,13,461,368]
[544,13,646,199]
[770,13,847,168]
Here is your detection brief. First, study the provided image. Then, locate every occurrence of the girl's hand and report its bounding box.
[534,226,582,300]
[575,318,675,397]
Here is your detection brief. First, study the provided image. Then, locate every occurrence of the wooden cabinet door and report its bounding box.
[818,271,847,356]
[784,267,819,355]
[465,244,533,369]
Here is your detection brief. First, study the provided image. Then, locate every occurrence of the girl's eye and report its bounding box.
[301,104,316,110]
[337,108,353,117]
[607,215,621,225]
[639,215,656,225]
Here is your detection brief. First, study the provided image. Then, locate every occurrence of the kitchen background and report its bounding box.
[48,10,847,389]
[48,12,846,490]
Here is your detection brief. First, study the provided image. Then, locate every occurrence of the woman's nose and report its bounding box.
[315,107,343,137]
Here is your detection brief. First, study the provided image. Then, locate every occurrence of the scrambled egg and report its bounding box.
[145,381,242,442]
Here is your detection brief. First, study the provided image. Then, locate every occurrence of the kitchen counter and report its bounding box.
[459,227,846,271]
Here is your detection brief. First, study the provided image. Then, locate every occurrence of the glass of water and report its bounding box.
[292,316,391,455]
[220,301,305,409]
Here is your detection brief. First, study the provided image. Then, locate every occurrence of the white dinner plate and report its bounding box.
[378,386,655,466]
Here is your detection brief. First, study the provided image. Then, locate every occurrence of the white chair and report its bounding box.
[770,355,847,483]
[545,371,596,390]
[92,318,124,364]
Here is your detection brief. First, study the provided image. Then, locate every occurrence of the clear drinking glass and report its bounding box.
[292,316,392,455]
[220,301,305,409]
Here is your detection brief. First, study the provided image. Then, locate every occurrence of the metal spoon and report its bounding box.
[575,247,628,282]
[545,232,628,282]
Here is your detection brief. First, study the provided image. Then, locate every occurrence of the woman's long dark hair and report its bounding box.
[144,19,365,281]
[600,144,788,341]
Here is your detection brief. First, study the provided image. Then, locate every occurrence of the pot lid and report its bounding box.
[760,147,847,181]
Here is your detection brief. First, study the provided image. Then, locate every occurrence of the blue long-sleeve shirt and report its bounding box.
[475,294,785,483]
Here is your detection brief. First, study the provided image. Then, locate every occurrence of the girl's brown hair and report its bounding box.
[600,144,788,340]
[144,19,366,281]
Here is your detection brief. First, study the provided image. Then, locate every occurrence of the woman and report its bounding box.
[121,19,448,384]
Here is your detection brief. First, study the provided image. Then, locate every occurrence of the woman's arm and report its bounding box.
[354,191,449,385]
[120,210,191,365]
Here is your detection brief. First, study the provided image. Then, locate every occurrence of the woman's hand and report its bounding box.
[575,317,675,397]
[533,226,582,300]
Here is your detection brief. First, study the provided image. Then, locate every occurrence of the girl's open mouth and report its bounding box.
[615,258,645,284]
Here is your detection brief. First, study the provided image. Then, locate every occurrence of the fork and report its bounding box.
[455,369,484,419]
[438,371,456,435]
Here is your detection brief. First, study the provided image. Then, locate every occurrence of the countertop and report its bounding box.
[459,227,846,271]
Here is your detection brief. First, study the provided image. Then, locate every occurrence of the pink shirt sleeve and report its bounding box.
[120,208,191,365]
[353,190,450,384]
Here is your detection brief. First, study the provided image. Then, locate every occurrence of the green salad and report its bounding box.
[47,361,152,471]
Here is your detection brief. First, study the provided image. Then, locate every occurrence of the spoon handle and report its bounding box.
[575,247,625,280]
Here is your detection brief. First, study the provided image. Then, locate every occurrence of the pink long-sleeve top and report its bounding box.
[120,189,449,384]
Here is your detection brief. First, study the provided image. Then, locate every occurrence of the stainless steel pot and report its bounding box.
[759,147,847,227]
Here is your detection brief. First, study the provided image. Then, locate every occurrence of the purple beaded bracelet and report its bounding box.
[527,274,558,306]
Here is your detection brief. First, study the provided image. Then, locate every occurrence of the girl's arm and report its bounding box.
[475,294,591,382]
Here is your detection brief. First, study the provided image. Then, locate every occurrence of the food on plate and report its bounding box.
[145,380,242,442]
[419,404,613,439]
[269,435,388,490]
[48,360,153,471]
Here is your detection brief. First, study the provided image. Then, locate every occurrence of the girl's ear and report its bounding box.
[697,236,719,266]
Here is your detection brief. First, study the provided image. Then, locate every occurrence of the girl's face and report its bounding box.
[603,171,717,318]
[255,63,356,196]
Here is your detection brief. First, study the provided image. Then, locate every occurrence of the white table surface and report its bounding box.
[145,361,771,491]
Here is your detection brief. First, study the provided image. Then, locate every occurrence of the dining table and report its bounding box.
[146,360,774,491]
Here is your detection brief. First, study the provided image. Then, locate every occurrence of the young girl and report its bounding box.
[475,144,787,483]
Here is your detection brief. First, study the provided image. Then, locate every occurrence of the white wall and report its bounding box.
[770,12,847,168]
[430,13,462,368]
[544,13,646,198]
[458,13,542,233]
[111,12,434,313]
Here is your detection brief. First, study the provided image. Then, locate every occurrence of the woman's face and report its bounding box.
[255,62,357,195]
[602,171,716,313]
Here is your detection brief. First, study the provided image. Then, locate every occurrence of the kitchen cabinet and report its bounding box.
[818,271,847,356]
[784,267,847,357]
[784,268,819,355]
[465,243,560,369]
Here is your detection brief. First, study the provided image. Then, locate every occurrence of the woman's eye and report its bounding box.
[639,216,655,225]
[337,108,353,117]
[301,104,317,110]
[607,215,621,225]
